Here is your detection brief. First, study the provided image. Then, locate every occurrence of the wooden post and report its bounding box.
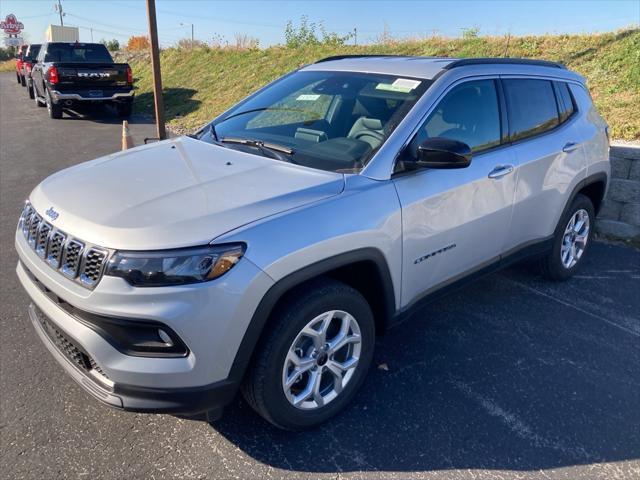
[146,0,166,140]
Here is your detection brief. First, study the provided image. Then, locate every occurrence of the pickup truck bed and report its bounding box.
[31,42,134,119]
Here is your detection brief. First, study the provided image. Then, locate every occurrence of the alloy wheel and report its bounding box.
[282,310,362,410]
[560,208,590,269]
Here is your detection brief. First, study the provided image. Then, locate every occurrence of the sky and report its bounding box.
[1,0,639,47]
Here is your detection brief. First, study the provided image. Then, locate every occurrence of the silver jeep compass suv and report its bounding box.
[16,56,609,430]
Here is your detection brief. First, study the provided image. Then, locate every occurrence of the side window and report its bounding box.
[503,79,559,141]
[409,79,501,156]
[555,82,576,123]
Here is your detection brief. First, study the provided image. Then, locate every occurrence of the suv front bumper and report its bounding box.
[15,228,273,416]
[23,270,237,415]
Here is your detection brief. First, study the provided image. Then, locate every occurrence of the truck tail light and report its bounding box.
[126,66,133,84]
[48,66,59,85]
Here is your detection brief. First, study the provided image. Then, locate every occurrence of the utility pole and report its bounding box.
[90,27,93,42]
[56,0,64,26]
[146,0,166,140]
[181,22,194,48]
[354,27,357,46]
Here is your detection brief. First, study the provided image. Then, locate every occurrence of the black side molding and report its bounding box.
[226,248,396,384]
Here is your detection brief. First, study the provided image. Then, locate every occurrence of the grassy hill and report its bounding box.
[2,29,637,139]
[121,29,639,140]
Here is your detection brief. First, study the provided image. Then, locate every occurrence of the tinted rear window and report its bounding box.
[503,79,559,141]
[26,45,41,60]
[44,43,113,63]
[555,82,576,123]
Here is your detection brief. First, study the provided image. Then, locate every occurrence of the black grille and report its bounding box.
[21,204,34,236]
[47,231,66,268]
[81,249,107,287]
[19,204,109,289]
[27,214,42,247]
[61,240,84,277]
[35,222,52,257]
[33,305,109,380]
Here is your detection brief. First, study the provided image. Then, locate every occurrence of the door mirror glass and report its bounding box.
[415,137,472,169]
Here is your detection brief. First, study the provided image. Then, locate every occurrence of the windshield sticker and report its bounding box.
[296,94,321,101]
[393,78,421,90]
[375,83,412,93]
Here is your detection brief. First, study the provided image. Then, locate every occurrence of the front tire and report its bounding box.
[20,74,26,87]
[34,86,45,107]
[45,88,63,119]
[27,82,35,99]
[242,278,375,430]
[16,72,21,84]
[539,193,594,280]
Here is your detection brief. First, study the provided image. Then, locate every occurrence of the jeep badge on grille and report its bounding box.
[45,207,59,221]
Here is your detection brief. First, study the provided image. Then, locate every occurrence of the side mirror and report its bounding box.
[414,137,472,169]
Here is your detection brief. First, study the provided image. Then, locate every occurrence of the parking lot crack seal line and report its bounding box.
[502,278,640,338]
[449,378,595,461]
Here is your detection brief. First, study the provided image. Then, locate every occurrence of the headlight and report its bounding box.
[105,243,245,287]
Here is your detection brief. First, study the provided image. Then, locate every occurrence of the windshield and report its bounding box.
[44,43,113,63]
[197,70,430,173]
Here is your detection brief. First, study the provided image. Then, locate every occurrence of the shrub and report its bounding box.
[284,15,353,48]
[127,35,150,51]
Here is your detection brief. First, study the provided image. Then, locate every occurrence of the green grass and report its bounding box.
[0,60,15,73]
[121,29,640,140]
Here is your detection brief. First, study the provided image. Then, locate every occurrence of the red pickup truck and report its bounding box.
[15,44,27,86]
[21,44,42,99]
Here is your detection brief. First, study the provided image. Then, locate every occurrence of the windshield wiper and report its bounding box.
[220,137,294,155]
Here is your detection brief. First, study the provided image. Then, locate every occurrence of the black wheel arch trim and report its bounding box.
[226,248,396,385]
[559,171,608,227]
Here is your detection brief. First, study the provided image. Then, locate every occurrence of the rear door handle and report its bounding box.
[562,142,579,153]
[488,164,514,179]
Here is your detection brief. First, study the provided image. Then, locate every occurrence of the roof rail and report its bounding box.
[443,58,565,69]
[314,54,411,63]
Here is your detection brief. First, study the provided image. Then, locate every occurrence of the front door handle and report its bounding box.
[488,164,514,179]
[562,142,579,153]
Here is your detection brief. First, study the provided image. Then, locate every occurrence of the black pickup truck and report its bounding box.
[31,42,134,119]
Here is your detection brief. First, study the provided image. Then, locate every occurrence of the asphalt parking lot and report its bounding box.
[1,71,639,480]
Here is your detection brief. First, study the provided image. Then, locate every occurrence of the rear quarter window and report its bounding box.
[503,79,560,141]
[555,82,576,123]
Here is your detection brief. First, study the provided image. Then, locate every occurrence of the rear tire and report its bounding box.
[242,278,375,430]
[45,89,63,119]
[27,82,35,99]
[16,72,21,84]
[20,75,26,87]
[538,193,594,281]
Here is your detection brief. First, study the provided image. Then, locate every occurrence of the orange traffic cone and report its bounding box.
[121,120,134,150]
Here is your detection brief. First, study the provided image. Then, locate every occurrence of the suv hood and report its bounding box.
[29,136,344,250]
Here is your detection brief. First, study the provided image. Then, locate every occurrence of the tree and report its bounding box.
[100,38,120,51]
[126,35,150,51]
